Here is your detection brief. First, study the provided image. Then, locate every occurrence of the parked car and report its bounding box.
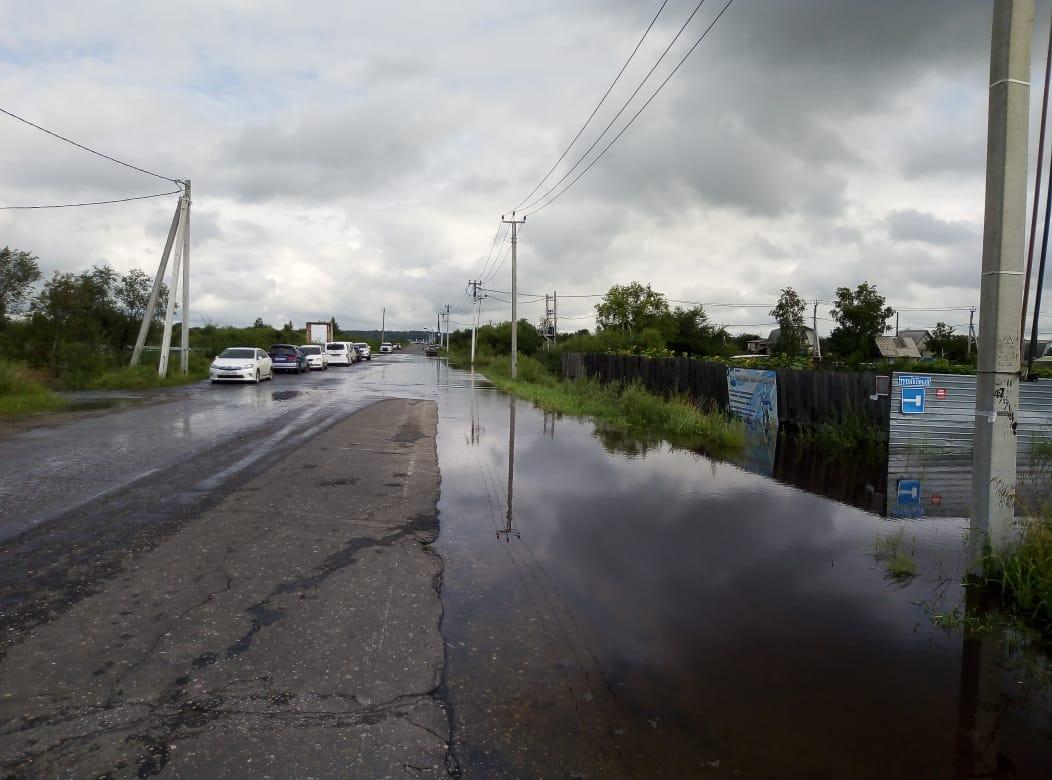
[425,343,439,357]
[299,344,329,370]
[354,342,372,361]
[268,344,309,374]
[210,347,272,383]
[379,342,394,354]
[325,341,355,366]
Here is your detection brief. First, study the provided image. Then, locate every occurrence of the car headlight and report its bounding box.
[242,363,255,369]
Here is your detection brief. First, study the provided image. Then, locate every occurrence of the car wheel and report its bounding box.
[254,371,260,384]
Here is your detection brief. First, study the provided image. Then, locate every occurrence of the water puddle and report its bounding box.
[435,372,1052,778]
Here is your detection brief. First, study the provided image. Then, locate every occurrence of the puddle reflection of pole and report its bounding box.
[497,396,520,541]
[543,410,556,439]
[468,369,483,445]
[953,588,1006,779]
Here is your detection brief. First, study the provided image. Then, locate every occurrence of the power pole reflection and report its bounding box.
[467,369,484,445]
[497,396,520,541]
[543,409,556,439]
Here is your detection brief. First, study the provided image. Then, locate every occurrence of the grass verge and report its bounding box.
[80,361,209,391]
[981,517,1052,630]
[460,352,746,455]
[0,359,70,415]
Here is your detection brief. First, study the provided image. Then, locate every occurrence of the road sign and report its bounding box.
[897,479,921,504]
[897,375,931,387]
[901,387,926,414]
[935,388,947,400]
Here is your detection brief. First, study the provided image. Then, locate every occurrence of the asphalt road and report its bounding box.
[0,353,453,777]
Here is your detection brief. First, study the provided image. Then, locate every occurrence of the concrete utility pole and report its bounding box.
[130,199,181,367]
[502,212,526,378]
[967,307,977,360]
[469,280,480,365]
[553,291,558,346]
[380,307,385,347]
[158,187,191,377]
[436,314,441,347]
[179,181,191,374]
[813,300,822,361]
[443,303,451,349]
[973,0,1033,554]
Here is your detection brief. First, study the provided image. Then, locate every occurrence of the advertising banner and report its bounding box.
[727,368,779,432]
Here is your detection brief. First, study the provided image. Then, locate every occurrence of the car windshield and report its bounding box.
[270,346,296,355]
[300,346,321,355]
[219,348,255,359]
[326,343,344,350]
[354,343,368,349]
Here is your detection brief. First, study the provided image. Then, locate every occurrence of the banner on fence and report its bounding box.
[727,368,778,432]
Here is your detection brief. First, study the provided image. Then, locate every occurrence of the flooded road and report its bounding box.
[432,363,1052,778]
[1,352,1049,777]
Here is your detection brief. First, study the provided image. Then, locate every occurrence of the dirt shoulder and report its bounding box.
[0,398,450,777]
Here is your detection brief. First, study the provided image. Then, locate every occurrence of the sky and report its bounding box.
[2,0,1052,339]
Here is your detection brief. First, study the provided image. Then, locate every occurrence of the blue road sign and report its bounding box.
[897,479,921,504]
[901,387,926,414]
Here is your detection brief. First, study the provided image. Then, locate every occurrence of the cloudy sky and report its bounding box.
[2,0,1051,338]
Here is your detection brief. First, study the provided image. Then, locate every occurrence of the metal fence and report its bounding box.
[887,372,1052,518]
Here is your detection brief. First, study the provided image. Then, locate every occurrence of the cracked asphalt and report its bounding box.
[0,397,451,777]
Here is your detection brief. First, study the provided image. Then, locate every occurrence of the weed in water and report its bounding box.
[874,528,917,581]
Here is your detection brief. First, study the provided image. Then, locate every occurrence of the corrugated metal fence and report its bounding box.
[887,372,1052,518]
[562,352,889,430]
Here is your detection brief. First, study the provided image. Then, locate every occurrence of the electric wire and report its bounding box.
[0,107,182,185]
[523,0,736,217]
[518,0,713,215]
[0,189,183,210]
[510,0,670,212]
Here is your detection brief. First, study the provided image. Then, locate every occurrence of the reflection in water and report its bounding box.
[437,371,1052,778]
[497,396,519,541]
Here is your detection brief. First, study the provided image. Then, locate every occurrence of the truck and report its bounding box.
[305,321,333,345]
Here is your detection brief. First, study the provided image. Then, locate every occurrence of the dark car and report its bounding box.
[425,343,439,357]
[268,344,309,374]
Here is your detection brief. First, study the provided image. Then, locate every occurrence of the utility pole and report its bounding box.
[158,185,191,377]
[967,307,977,360]
[813,300,822,361]
[973,0,1033,554]
[470,280,480,365]
[895,311,900,337]
[443,303,451,349]
[436,314,441,348]
[553,290,558,346]
[131,181,191,372]
[501,212,526,378]
[380,307,385,347]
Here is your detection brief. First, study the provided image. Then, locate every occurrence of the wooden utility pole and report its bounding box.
[501,212,525,378]
[973,0,1033,553]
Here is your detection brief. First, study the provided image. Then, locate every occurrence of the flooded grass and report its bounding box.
[77,361,209,390]
[788,410,887,454]
[982,517,1052,629]
[874,528,917,580]
[474,354,747,454]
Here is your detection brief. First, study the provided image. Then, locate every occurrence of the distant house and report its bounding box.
[874,334,922,360]
[747,327,818,356]
[896,329,932,358]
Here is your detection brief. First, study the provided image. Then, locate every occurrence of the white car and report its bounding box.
[379,342,394,354]
[299,344,329,370]
[353,342,372,361]
[210,347,272,383]
[325,341,356,366]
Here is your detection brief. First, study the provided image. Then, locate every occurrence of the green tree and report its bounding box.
[253,317,266,329]
[663,305,728,356]
[925,322,956,359]
[827,282,894,361]
[0,247,42,323]
[769,287,808,357]
[595,282,670,333]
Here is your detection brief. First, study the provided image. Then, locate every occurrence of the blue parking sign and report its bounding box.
[901,387,926,414]
[897,479,921,504]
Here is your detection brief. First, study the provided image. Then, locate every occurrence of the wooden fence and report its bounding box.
[562,352,890,432]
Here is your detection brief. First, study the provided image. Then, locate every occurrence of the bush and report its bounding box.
[0,359,67,414]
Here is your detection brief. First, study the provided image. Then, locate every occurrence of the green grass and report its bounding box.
[82,360,209,390]
[461,352,746,454]
[982,518,1052,629]
[874,528,917,581]
[0,359,70,415]
[790,411,887,454]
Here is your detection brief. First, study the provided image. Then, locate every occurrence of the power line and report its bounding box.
[477,221,509,284]
[519,0,712,214]
[510,0,671,212]
[0,107,182,185]
[523,0,736,217]
[0,189,182,210]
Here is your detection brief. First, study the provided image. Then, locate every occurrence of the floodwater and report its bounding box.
[433,363,1052,778]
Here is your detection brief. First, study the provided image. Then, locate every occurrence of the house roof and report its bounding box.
[875,335,922,359]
